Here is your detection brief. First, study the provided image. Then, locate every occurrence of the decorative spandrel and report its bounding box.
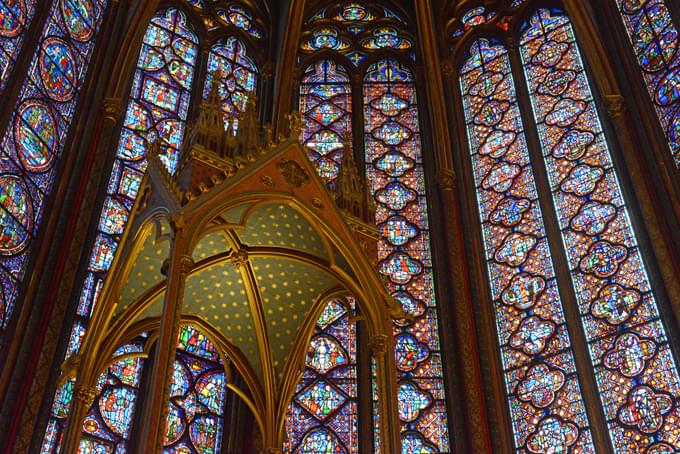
[299,60,352,187]
[284,298,358,454]
[0,0,107,331]
[615,0,680,166]
[520,8,680,451]
[364,58,449,452]
[0,0,37,94]
[163,325,228,454]
[459,37,594,451]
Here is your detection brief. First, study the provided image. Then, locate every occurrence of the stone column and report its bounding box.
[136,218,193,452]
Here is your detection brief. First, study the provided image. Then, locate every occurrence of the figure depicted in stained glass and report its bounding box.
[163,325,227,453]
[78,340,147,453]
[0,0,37,94]
[284,298,358,453]
[520,8,680,451]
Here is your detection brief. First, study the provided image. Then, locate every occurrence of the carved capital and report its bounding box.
[101,98,122,122]
[437,170,456,190]
[75,384,97,408]
[605,94,626,119]
[169,214,186,236]
[179,255,194,275]
[506,37,517,52]
[260,61,275,81]
[229,249,249,268]
[437,170,456,191]
[441,62,455,78]
[371,334,389,356]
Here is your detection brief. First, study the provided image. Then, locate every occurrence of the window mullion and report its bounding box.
[504,35,614,453]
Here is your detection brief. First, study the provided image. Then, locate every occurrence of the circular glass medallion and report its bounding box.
[14,100,58,172]
[0,1,26,38]
[61,0,95,42]
[40,37,78,102]
[0,175,33,256]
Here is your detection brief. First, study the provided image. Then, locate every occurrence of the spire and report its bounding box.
[193,72,237,158]
[335,138,373,223]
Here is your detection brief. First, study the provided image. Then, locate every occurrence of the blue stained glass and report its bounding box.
[284,298,358,453]
[459,44,595,454]
[0,0,107,331]
[615,0,680,165]
[0,0,37,94]
[204,36,257,121]
[163,325,227,454]
[80,352,145,451]
[364,58,450,452]
[299,60,352,186]
[520,9,680,451]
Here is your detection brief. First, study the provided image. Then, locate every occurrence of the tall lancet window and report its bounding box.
[0,0,37,94]
[288,2,451,452]
[521,9,680,451]
[452,3,680,452]
[0,0,107,332]
[459,38,594,451]
[41,1,262,451]
[614,0,680,166]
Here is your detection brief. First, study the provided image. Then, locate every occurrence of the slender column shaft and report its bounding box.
[371,334,401,454]
[137,230,193,453]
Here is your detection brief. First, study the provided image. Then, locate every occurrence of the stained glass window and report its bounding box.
[216,5,263,40]
[300,5,414,67]
[40,8,198,452]
[204,36,258,128]
[296,4,451,451]
[520,8,680,451]
[0,0,37,94]
[614,0,680,166]
[364,57,449,452]
[0,0,107,331]
[79,339,147,452]
[299,60,352,187]
[163,325,228,453]
[284,298,358,453]
[459,37,594,451]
